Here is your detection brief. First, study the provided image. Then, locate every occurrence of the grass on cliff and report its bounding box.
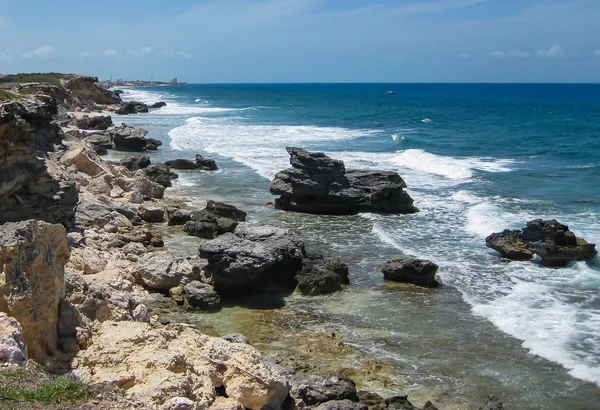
[0,365,94,407]
[0,89,18,101]
[0,72,67,86]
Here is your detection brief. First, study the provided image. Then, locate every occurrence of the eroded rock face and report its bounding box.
[72,321,289,409]
[486,219,597,266]
[382,257,440,288]
[0,98,78,224]
[0,220,70,362]
[270,147,417,215]
[73,114,112,130]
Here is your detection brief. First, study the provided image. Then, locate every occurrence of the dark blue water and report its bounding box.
[115,84,600,409]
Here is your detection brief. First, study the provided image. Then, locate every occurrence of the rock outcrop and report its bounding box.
[73,114,112,130]
[290,372,359,406]
[0,98,78,224]
[382,257,440,287]
[134,252,200,291]
[0,313,28,364]
[72,321,289,409]
[166,158,198,170]
[270,147,417,215]
[109,124,150,151]
[183,200,247,238]
[196,154,218,171]
[0,220,70,362]
[296,256,350,295]
[486,219,597,266]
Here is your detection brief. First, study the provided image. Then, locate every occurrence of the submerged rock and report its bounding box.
[270,147,417,215]
[477,396,503,410]
[291,371,359,406]
[486,219,597,266]
[195,154,218,170]
[382,257,440,288]
[184,281,221,310]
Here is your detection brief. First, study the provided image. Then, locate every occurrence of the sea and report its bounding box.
[113,83,600,409]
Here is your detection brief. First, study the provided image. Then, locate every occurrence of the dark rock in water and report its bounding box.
[198,225,306,295]
[182,201,246,236]
[290,371,359,406]
[165,159,198,170]
[85,133,114,154]
[485,230,533,260]
[486,219,597,266]
[137,205,164,223]
[184,280,221,309]
[205,200,247,221]
[184,215,218,239]
[167,208,192,226]
[195,154,218,170]
[73,114,112,130]
[296,255,349,295]
[477,395,503,410]
[315,400,368,410]
[222,333,249,344]
[110,124,149,151]
[140,163,178,187]
[382,257,440,288]
[120,154,151,171]
[421,401,439,410]
[115,101,150,115]
[145,138,162,150]
[270,147,417,215]
[150,101,167,109]
[385,395,419,410]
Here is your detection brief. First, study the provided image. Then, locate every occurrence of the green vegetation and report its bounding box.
[0,89,17,101]
[0,72,67,86]
[0,366,94,406]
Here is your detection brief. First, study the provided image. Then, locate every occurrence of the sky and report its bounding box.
[1,0,600,83]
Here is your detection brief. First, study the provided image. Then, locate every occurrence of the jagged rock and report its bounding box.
[135,252,199,290]
[166,159,198,170]
[184,281,221,310]
[223,334,249,344]
[84,132,114,154]
[485,230,533,260]
[82,248,108,274]
[198,225,306,295]
[132,304,151,323]
[195,154,218,170]
[382,257,440,288]
[60,141,114,177]
[114,173,166,200]
[150,101,167,109]
[169,285,186,305]
[138,205,165,223]
[296,256,349,295]
[0,220,70,362]
[63,75,121,105]
[0,98,78,224]
[140,163,178,187]
[183,201,247,237]
[109,124,149,151]
[163,397,194,410]
[205,200,247,222]
[146,138,162,150]
[115,101,150,115]
[167,208,192,226]
[120,154,151,171]
[184,216,219,239]
[486,219,597,266]
[270,147,417,215]
[75,200,113,228]
[72,321,289,409]
[0,313,28,364]
[315,400,368,410]
[73,114,112,130]
[477,395,503,410]
[291,372,359,406]
[385,395,418,410]
[357,391,386,410]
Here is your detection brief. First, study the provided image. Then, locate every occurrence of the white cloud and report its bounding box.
[104,49,119,57]
[593,49,600,57]
[159,50,192,59]
[128,46,153,58]
[22,45,54,58]
[457,53,470,59]
[538,44,563,58]
[141,46,152,55]
[490,50,530,58]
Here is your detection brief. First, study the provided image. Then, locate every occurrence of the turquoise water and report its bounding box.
[115,84,600,409]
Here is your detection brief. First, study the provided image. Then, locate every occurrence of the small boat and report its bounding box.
[383,90,395,95]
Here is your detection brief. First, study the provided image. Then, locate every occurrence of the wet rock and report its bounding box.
[385,395,418,410]
[382,257,440,288]
[167,208,192,226]
[73,114,112,130]
[184,281,221,310]
[485,230,533,260]
[0,313,28,364]
[150,101,167,109]
[115,101,150,115]
[296,255,349,295]
[140,163,178,187]
[120,154,151,171]
[184,215,219,239]
[290,371,359,406]
[223,334,249,344]
[145,138,162,150]
[198,225,306,295]
[166,159,198,170]
[205,200,247,221]
[138,205,165,223]
[135,252,199,290]
[357,391,386,410]
[110,124,149,151]
[195,154,218,170]
[477,396,503,410]
[315,400,368,410]
[270,147,417,215]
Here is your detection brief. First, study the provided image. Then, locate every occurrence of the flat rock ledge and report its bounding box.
[270,147,417,215]
[382,257,440,288]
[486,219,597,266]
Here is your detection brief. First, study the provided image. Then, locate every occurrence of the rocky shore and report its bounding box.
[0,75,508,409]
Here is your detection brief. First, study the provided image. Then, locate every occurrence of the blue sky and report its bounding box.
[1,0,599,83]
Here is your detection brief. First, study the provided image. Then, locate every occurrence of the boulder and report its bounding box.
[72,321,289,409]
[141,163,178,187]
[195,154,218,170]
[205,200,247,221]
[150,101,167,109]
[60,141,114,177]
[73,114,112,130]
[0,220,70,362]
[84,132,114,154]
[184,281,221,310]
[120,154,151,171]
[382,257,440,288]
[184,216,219,239]
[110,124,149,151]
[296,256,349,295]
[165,159,198,170]
[145,138,162,150]
[385,395,419,410]
[222,334,249,344]
[115,101,150,115]
[198,225,306,295]
[0,313,28,364]
[138,205,165,223]
[74,200,113,228]
[486,219,597,266]
[135,253,199,290]
[290,372,359,406]
[167,208,192,226]
[270,147,417,215]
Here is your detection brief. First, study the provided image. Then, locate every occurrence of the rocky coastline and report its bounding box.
[0,74,525,409]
